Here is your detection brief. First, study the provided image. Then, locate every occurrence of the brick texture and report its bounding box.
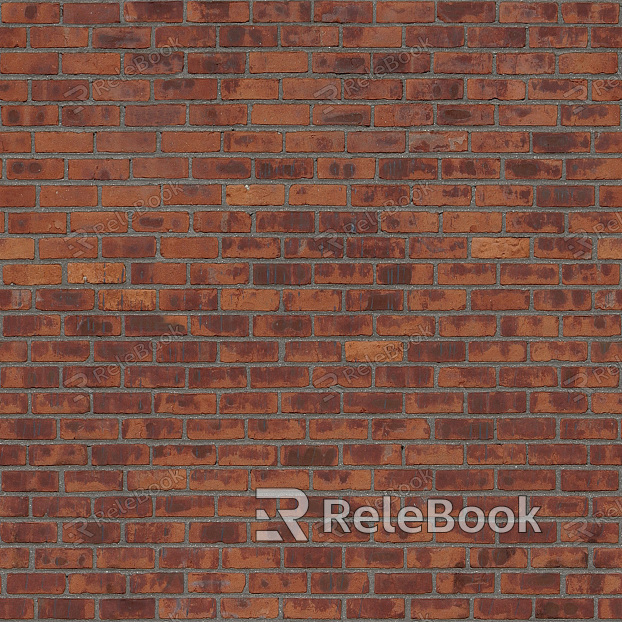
[1,0,622,619]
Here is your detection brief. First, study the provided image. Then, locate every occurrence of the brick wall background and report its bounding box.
[1,0,622,619]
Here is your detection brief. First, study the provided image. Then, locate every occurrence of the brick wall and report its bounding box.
[1,0,622,619]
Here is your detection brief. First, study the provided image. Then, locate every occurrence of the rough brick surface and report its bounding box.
[1,0,622,619]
